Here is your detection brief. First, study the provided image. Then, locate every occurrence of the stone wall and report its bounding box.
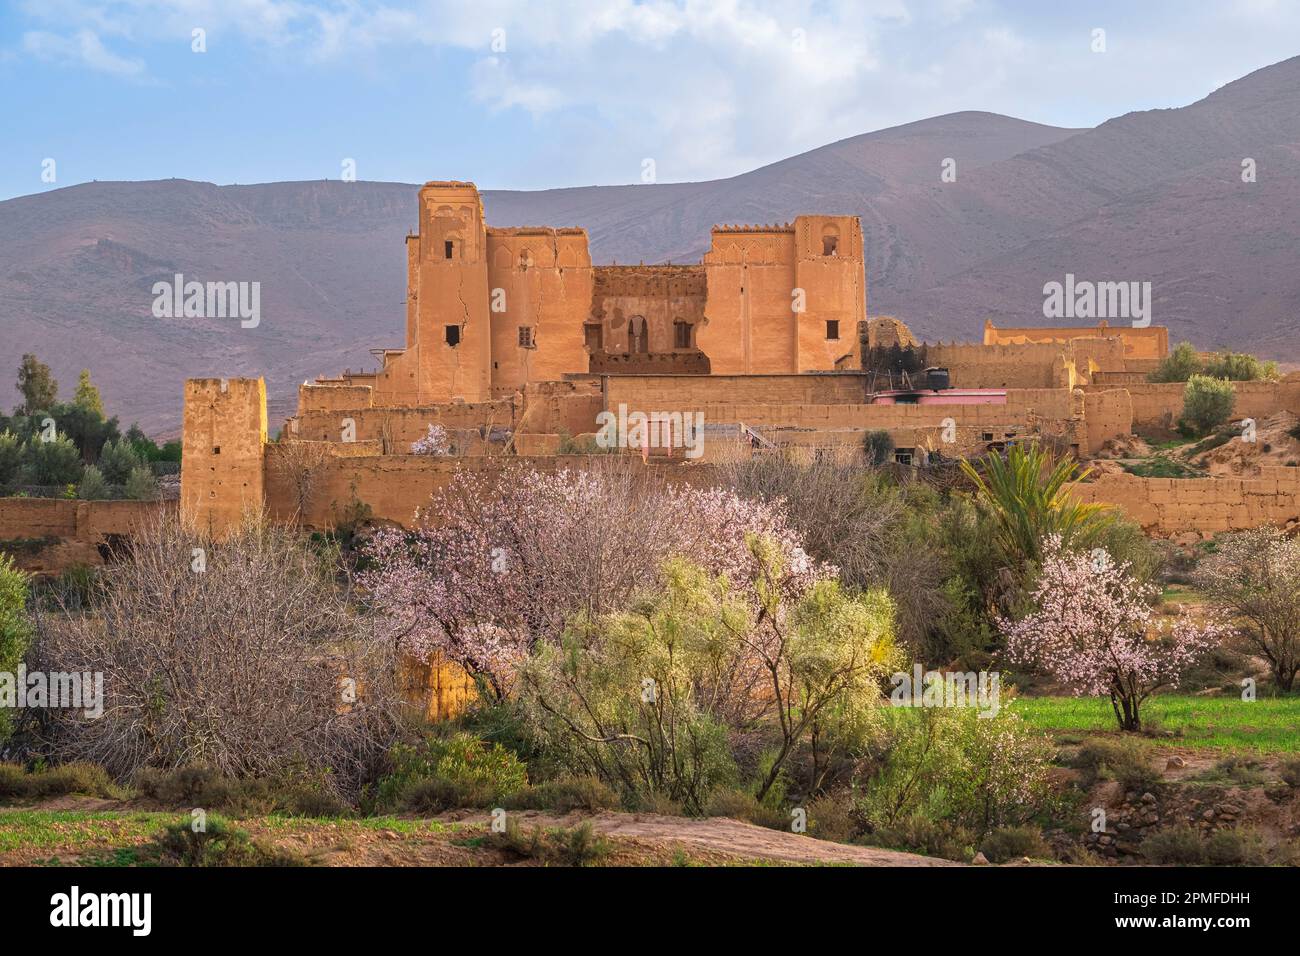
[0,498,169,575]
[1103,380,1300,431]
[1072,467,1300,534]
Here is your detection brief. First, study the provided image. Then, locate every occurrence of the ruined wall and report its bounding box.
[290,400,515,448]
[0,499,169,575]
[263,453,709,529]
[604,373,868,409]
[1104,380,1300,431]
[1072,467,1300,534]
[1083,389,1135,454]
[926,342,1073,389]
[984,320,1169,360]
[590,265,707,357]
[181,378,267,536]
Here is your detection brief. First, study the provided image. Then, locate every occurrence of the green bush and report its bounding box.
[807,793,857,843]
[1202,351,1279,382]
[1142,826,1205,865]
[1148,342,1203,383]
[0,431,21,485]
[377,733,528,809]
[123,464,159,501]
[1205,827,1268,866]
[858,813,975,861]
[400,776,495,813]
[979,825,1052,863]
[133,766,347,817]
[504,776,621,814]
[151,815,305,867]
[0,554,32,744]
[20,435,83,485]
[1179,375,1235,437]
[1073,738,1161,792]
[864,430,895,466]
[76,465,110,500]
[855,707,1056,837]
[703,788,787,830]
[487,818,611,866]
[0,762,121,801]
[96,439,142,485]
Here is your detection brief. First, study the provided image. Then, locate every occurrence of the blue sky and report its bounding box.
[2,0,1299,200]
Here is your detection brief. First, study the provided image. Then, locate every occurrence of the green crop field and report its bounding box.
[1009,695,1300,752]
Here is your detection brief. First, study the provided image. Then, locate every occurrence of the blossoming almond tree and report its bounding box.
[1000,535,1224,731]
[359,464,827,698]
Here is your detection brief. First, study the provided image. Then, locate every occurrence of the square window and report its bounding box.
[518,326,535,348]
[894,448,914,466]
[825,320,840,340]
[982,432,994,442]
[444,325,461,347]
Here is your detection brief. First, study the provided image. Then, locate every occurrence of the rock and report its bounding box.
[1166,756,1187,769]
[972,852,989,866]
[1202,809,1215,821]
[1141,792,1157,803]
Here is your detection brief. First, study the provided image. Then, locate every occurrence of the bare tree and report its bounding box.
[29,511,399,796]
[270,440,333,518]
[1195,528,1300,691]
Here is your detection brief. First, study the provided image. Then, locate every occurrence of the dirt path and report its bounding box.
[447,809,959,866]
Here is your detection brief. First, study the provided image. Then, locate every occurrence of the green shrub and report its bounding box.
[133,766,347,817]
[864,430,895,466]
[1073,738,1161,792]
[1202,351,1279,382]
[704,788,787,829]
[151,815,305,867]
[504,776,621,814]
[0,431,21,485]
[807,793,856,843]
[1205,827,1268,866]
[855,707,1056,837]
[487,818,611,866]
[20,435,83,485]
[979,825,1052,863]
[858,813,975,862]
[1179,375,1235,437]
[1142,826,1205,865]
[1148,342,1203,383]
[96,439,142,484]
[0,762,121,801]
[76,465,109,500]
[1279,757,1300,789]
[123,464,158,501]
[400,776,495,813]
[0,554,32,743]
[377,733,528,809]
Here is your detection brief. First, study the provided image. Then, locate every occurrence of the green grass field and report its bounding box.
[1010,695,1300,752]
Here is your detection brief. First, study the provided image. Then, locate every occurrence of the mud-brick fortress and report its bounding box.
[163,181,1300,542]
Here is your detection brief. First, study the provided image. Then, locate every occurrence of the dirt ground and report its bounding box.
[0,802,955,867]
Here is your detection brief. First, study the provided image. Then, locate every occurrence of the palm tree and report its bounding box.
[960,442,1114,568]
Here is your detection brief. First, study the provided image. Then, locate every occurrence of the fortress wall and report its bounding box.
[298,384,375,415]
[1108,381,1300,430]
[1084,389,1135,454]
[604,374,867,409]
[263,454,711,529]
[1072,471,1300,534]
[0,499,170,575]
[290,400,515,447]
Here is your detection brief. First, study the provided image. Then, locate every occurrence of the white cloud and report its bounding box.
[22,29,146,76]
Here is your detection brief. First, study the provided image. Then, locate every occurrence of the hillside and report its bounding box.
[3,56,1300,433]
